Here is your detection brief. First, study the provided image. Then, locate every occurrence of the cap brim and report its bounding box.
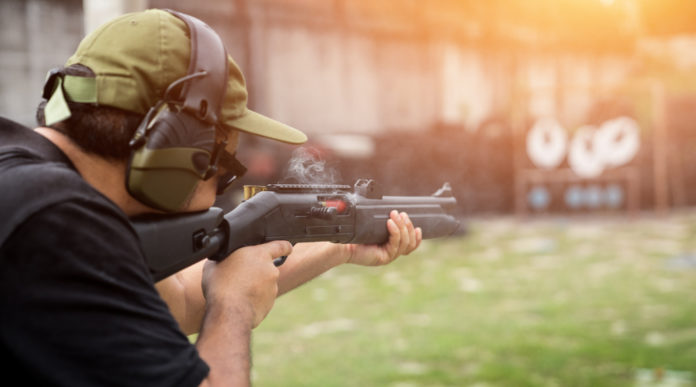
[225,109,307,145]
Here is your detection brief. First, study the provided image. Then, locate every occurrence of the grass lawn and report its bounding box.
[251,211,696,386]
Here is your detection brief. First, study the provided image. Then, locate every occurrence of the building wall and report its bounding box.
[0,0,83,127]
[148,0,635,136]
[1,0,637,135]
[149,0,448,135]
[83,0,147,34]
[258,25,440,134]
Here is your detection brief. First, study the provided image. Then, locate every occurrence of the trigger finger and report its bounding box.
[266,240,293,260]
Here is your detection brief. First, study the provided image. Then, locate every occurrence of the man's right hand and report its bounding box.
[197,240,292,387]
[201,240,292,328]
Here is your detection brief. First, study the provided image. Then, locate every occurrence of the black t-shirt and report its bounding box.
[0,117,209,386]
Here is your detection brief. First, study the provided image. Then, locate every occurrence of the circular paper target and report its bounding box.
[526,118,568,169]
[595,116,640,167]
[568,125,604,178]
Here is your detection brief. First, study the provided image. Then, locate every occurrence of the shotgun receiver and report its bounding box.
[132,179,460,281]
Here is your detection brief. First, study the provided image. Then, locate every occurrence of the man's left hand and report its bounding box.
[345,210,422,266]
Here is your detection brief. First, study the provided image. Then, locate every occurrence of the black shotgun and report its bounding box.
[132,179,461,281]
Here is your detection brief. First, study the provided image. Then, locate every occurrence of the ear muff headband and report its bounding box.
[127,10,229,212]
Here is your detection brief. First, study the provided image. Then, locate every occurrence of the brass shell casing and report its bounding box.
[243,185,267,200]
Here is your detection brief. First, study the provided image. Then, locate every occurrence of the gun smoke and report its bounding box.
[282,147,342,185]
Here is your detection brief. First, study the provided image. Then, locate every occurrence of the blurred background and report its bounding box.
[3,0,696,217]
[3,1,696,385]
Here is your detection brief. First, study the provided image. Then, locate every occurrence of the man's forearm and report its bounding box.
[156,261,206,335]
[277,242,349,295]
[196,301,254,387]
[157,244,348,333]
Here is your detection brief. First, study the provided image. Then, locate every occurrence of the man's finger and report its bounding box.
[386,218,401,258]
[404,213,418,253]
[398,212,411,254]
[263,240,293,260]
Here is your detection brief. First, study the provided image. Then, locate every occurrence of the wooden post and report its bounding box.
[652,81,670,214]
[512,84,529,219]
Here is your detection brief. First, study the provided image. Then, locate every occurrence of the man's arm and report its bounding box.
[156,261,207,335]
[156,211,421,333]
[277,210,422,294]
[195,240,291,387]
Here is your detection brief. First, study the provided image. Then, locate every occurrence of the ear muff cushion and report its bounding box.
[128,146,212,211]
[127,106,218,212]
[127,168,201,212]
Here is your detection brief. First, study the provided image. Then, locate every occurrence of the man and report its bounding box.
[0,9,421,386]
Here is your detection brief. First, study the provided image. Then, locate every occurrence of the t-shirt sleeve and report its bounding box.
[0,199,209,386]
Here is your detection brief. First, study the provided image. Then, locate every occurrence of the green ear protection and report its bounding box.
[127,10,230,212]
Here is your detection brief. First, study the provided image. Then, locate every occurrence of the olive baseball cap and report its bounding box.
[56,9,306,145]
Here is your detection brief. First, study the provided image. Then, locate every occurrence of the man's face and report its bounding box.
[184,129,240,212]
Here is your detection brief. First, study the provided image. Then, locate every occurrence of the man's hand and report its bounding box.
[345,210,422,266]
[201,240,292,328]
[196,241,291,386]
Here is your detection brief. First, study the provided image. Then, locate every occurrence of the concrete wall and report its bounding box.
[148,0,635,136]
[1,0,635,135]
[0,0,83,127]
[257,26,440,134]
[83,0,147,34]
[149,0,449,135]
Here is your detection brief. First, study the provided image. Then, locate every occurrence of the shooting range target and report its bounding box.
[584,184,603,209]
[595,116,640,168]
[526,117,567,169]
[562,184,626,210]
[604,183,624,209]
[568,125,605,178]
[521,115,638,214]
[564,185,583,209]
[527,186,551,210]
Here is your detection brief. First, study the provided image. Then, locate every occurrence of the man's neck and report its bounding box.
[34,127,155,217]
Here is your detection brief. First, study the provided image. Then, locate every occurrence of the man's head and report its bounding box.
[38,9,306,212]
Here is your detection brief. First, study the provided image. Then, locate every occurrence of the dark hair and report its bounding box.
[36,64,143,161]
